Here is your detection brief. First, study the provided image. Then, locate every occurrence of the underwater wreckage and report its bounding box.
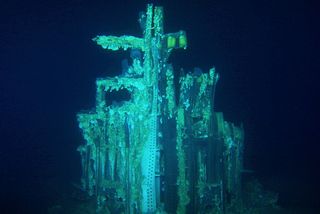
[77,4,244,214]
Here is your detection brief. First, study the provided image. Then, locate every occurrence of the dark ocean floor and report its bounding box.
[47,200,314,214]
[1,176,318,214]
[45,181,319,214]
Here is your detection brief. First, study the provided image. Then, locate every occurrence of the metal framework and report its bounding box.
[77,4,244,214]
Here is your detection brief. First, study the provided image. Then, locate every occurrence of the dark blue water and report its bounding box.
[1,0,319,213]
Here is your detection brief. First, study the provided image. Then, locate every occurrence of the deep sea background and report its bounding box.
[0,0,319,213]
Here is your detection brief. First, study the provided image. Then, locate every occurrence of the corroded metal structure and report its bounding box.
[77,4,244,213]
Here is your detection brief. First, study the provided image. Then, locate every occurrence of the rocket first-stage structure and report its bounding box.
[77,4,244,214]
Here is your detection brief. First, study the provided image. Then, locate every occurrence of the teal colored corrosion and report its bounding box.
[93,35,145,51]
[165,68,175,118]
[77,4,245,213]
[176,107,190,213]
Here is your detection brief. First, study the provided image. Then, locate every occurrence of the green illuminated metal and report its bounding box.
[77,4,244,214]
